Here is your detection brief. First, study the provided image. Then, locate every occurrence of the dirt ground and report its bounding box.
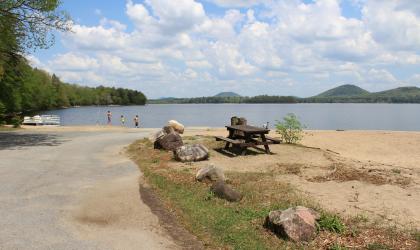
[178,128,420,230]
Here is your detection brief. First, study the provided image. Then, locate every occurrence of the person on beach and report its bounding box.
[134,115,139,128]
[107,111,112,125]
[120,115,125,126]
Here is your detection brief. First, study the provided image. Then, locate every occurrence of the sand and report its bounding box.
[180,128,420,229]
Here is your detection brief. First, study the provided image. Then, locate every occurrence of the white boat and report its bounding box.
[23,115,61,126]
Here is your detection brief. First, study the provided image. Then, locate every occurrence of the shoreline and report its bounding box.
[13,124,420,133]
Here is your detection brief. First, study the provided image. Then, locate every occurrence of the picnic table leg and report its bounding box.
[260,134,271,154]
[224,129,234,149]
[240,133,252,156]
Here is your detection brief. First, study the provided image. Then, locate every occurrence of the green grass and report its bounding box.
[145,168,277,249]
[318,213,346,234]
[0,126,20,131]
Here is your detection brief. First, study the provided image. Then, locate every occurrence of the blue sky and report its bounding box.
[30,0,420,98]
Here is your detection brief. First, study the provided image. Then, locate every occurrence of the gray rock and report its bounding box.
[196,165,225,182]
[210,180,242,202]
[156,132,183,151]
[264,206,320,242]
[175,144,209,162]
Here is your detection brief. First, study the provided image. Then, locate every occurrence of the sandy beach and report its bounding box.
[181,127,420,229]
[10,125,420,231]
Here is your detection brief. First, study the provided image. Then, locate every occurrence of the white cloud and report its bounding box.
[42,0,420,98]
[210,0,264,8]
[49,53,99,71]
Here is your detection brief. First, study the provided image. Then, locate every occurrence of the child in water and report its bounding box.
[120,115,125,126]
[107,111,112,125]
[134,115,139,128]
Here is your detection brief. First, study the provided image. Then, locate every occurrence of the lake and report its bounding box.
[41,103,420,131]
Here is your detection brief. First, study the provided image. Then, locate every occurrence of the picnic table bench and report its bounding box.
[215,125,281,155]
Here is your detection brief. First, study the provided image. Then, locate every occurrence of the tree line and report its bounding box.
[0,1,146,123]
[150,93,420,104]
[149,95,298,104]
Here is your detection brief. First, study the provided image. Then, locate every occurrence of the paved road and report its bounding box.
[0,130,179,249]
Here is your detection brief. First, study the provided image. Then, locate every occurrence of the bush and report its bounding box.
[0,102,5,125]
[11,116,22,128]
[275,113,304,144]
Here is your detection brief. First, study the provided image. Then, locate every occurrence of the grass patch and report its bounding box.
[0,126,20,131]
[318,213,346,234]
[127,137,419,250]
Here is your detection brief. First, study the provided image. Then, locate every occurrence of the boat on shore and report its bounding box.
[23,115,61,126]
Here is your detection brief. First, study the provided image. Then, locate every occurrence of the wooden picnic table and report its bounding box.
[215,125,281,155]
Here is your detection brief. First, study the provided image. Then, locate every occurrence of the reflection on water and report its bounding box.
[41,103,420,131]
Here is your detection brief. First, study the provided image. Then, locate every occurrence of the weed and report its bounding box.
[318,213,346,234]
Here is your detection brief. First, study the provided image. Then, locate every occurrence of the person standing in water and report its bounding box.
[134,115,139,128]
[107,111,112,125]
[120,115,125,126]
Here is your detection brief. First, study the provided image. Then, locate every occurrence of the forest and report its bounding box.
[0,0,146,123]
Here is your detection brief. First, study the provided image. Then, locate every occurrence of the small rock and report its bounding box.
[156,132,184,151]
[175,144,209,162]
[168,120,185,134]
[210,180,242,202]
[264,206,320,242]
[196,165,225,182]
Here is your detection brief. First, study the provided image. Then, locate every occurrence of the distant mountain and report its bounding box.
[214,92,241,97]
[315,84,370,98]
[149,85,420,104]
[372,87,420,97]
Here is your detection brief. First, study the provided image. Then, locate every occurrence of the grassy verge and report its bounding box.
[0,126,20,131]
[127,137,419,250]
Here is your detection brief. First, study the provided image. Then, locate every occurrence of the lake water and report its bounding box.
[41,103,420,131]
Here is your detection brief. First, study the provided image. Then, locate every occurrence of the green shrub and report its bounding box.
[0,101,5,125]
[11,116,22,128]
[275,113,304,144]
[318,213,346,233]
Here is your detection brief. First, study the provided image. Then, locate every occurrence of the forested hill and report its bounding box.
[0,61,147,114]
[149,84,420,104]
[314,84,369,97]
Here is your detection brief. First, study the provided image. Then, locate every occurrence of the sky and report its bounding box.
[29,0,420,98]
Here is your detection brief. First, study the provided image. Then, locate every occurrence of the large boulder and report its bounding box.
[210,180,242,202]
[196,165,225,182]
[156,132,183,151]
[168,120,185,134]
[175,144,209,162]
[264,206,320,242]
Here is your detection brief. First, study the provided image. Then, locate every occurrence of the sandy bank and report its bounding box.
[179,128,420,229]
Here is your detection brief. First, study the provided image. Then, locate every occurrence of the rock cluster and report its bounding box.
[152,121,185,151]
[264,206,320,242]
